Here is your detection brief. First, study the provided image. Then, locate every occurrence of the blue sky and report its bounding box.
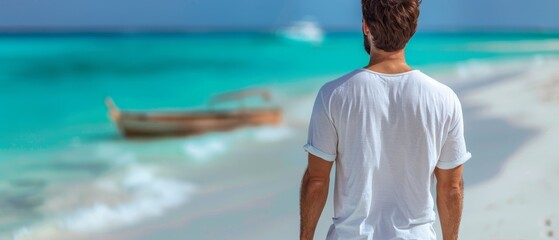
[0,0,558,31]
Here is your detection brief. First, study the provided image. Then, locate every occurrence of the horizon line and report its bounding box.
[0,25,558,34]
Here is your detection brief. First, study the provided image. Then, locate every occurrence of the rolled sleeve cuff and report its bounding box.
[437,152,472,169]
[303,143,336,162]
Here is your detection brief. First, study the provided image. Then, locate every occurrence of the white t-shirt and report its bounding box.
[304,68,471,240]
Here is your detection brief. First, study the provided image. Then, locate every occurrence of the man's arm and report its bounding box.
[435,165,464,240]
[300,153,333,240]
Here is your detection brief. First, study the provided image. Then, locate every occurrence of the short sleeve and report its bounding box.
[303,90,338,162]
[437,93,471,169]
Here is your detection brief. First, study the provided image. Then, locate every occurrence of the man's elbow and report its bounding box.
[438,179,463,199]
[304,176,330,190]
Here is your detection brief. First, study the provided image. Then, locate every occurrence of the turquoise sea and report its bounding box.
[1,32,558,239]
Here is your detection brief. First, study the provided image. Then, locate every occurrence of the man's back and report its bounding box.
[303,68,471,239]
[299,1,469,239]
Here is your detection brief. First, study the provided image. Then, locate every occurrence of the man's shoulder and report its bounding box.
[413,71,458,100]
[317,69,366,97]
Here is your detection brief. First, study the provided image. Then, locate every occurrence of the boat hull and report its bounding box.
[112,109,282,138]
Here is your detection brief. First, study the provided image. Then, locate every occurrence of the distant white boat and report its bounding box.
[280,20,324,44]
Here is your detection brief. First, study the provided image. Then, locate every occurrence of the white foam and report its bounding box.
[12,150,197,240]
[182,137,228,160]
[58,165,196,233]
[95,143,135,165]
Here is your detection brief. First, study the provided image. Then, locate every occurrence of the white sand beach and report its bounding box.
[455,57,559,239]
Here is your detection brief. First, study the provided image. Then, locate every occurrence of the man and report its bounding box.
[299,0,471,239]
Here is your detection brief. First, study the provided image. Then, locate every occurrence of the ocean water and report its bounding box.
[1,32,558,239]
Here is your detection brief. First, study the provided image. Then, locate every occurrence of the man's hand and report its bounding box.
[435,165,464,240]
[300,153,333,240]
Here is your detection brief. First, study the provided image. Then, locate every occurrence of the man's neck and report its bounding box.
[364,49,412,74]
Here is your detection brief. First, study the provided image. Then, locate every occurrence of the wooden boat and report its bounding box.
[106,89,282,138]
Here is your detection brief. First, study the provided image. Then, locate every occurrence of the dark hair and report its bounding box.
[361,0,421,52]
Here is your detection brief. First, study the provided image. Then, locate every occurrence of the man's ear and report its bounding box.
[362,19,369,36]
[362,20,373,41]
